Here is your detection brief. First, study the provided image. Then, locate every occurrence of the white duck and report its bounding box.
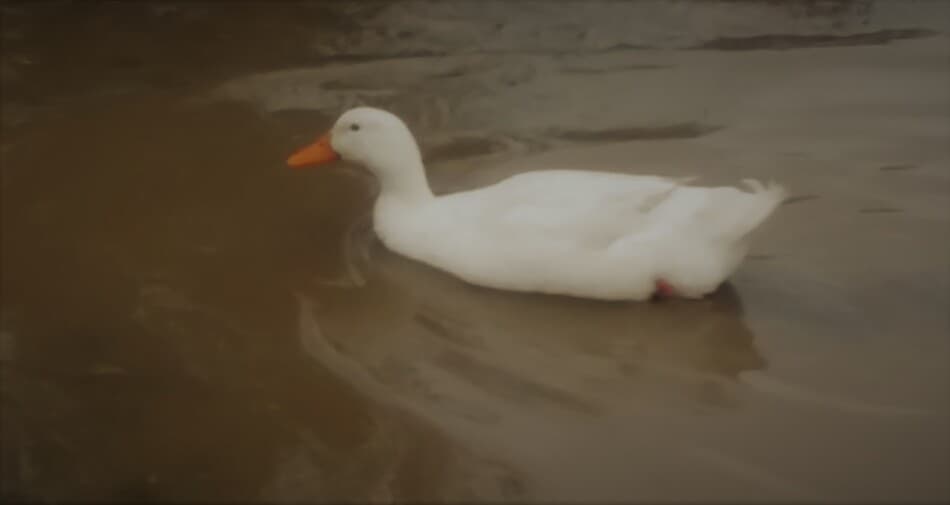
[288,107,785,301]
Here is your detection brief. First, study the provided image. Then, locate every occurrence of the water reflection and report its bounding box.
[293,232,766,495]
[302,238,766,412]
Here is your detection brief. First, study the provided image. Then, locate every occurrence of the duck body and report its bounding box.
[375,169,784,300]
[288,107,785,301]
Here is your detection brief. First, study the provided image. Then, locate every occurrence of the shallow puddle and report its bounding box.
[2,1,949,502]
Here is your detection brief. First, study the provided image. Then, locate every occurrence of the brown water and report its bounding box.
[2,1,949,502]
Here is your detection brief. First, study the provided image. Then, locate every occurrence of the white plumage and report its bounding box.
[293,107,786,301]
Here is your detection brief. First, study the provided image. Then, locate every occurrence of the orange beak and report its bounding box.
[287,132,339,169]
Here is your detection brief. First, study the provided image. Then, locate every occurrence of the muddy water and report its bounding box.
[2,1,949,502]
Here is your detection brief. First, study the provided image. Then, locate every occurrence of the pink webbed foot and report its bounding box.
[652,279,677,301]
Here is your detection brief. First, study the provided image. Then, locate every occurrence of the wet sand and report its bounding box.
[2,1,949,502]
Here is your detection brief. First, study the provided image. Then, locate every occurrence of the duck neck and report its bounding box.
[373,155,434,205]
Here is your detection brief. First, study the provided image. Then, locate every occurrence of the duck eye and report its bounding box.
[349,123,360,132]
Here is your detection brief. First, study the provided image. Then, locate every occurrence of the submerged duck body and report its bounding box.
[288,107,785,301]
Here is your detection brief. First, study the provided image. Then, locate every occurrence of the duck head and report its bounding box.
[289,107,417,167]
[288,107,431,201]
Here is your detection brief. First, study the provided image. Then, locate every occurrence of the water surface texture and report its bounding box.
[2,1,949,502]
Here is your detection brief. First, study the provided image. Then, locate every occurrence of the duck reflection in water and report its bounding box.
[298,224,767,424]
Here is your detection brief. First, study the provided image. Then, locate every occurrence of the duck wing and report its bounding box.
[442,170,685,248]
